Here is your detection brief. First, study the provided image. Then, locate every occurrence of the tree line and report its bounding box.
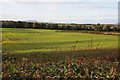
[1,21,119,31]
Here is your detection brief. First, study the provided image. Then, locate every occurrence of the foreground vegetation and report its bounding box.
[2,48,120,79]
[2,58,120,79]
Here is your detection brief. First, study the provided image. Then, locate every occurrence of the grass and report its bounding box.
[2,28,120,79]
[2,48,119,63]
[2,28,118,54]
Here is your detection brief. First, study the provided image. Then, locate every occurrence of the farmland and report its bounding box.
[2,28,118,54]
[1,1,120,79]
[2,28,120,79]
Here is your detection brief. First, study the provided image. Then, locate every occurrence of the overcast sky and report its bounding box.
[0,0,118,24]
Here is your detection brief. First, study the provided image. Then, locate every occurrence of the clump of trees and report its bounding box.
[1,20,119,31]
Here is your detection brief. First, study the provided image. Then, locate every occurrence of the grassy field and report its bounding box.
[2,28,120,79]
[2,28,118,54]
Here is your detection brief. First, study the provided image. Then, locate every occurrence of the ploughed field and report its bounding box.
[2,28,118,54]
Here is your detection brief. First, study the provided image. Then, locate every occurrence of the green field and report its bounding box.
[2,28,118,54]
[2,28,120,79]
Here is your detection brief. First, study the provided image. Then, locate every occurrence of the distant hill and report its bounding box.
[25,20,38,22]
